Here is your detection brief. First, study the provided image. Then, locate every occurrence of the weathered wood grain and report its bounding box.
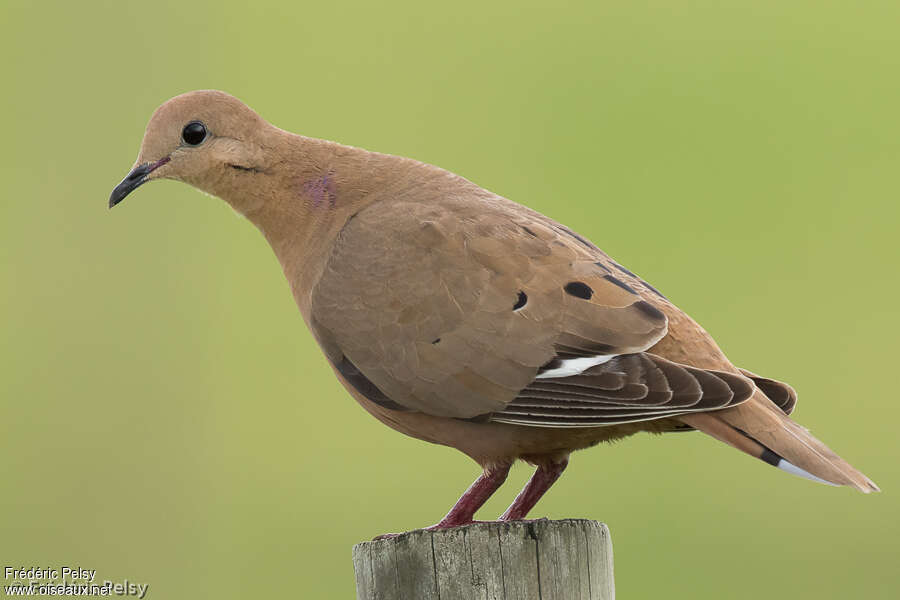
[352,519,614,600]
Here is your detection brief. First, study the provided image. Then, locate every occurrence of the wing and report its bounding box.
[310,196,669,419]
[492,353,754,427]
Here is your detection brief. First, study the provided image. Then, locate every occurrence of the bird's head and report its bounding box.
[109,90,272,208]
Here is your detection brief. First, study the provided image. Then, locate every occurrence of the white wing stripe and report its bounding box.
[535,355,616,379]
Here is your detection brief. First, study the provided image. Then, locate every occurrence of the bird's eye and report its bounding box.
[181,121,207,146]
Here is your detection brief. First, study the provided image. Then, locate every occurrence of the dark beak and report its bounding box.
[109,156,170,208]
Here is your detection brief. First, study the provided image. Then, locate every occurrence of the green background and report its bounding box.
[2,1,898,598]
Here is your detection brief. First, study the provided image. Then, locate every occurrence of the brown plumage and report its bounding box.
[110,90,878,530]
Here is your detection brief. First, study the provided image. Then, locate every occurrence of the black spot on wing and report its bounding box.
[227,163,264,173]
[593,261,612,273]
[632,300,666,321]
[603,275,637,294]
[521,226,538,237]
[334,356,409,411]
[513,291,528,310]
[564,281,594,300]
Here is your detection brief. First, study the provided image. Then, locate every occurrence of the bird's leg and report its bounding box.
[429,464,512,530]
[499,458,569,521]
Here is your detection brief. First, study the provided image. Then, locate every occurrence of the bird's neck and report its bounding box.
[213,131,431,317]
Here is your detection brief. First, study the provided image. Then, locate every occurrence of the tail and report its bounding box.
[680,392,879,493]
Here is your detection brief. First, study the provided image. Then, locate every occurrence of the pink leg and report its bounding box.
[499,459,569,521]
[430,464,511,530]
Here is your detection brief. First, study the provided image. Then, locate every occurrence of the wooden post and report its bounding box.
[352,519,614,600]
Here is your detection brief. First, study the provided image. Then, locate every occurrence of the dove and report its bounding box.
[110,90,878,530]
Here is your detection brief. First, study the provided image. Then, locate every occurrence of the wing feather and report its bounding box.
[491,354,755,427]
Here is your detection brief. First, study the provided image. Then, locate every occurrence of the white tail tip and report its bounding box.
[776,458,839,487]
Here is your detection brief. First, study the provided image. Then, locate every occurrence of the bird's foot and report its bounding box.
[371,520,496,540]
[498,516,545,524]
[426,518,493,531]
